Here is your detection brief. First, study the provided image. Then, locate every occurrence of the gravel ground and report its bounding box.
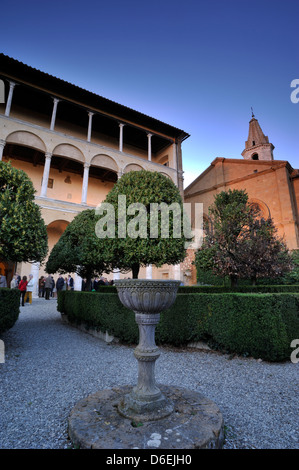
[0,298,298,450]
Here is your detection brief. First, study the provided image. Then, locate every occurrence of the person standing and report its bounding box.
[24,274,35,304]
[67,275,74,291]
[0,269,7,288]
[10,274,18,289]
[56,275,64,294]
[39,276,45,297]
[44,274,53,300]
[18,276,28,306]
[15,273,21,287]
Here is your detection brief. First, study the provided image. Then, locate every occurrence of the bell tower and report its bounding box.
[241,111,274,161]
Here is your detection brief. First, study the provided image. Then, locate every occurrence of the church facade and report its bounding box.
[0,54,189,289]
[184,113,299,284]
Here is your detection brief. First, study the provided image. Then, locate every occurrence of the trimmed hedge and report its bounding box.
[178,285,299,293]
[96,284,299,294]
[0,288,20,334]
[58,290,299,362]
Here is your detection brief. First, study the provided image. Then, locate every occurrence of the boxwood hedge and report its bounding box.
[0,288,20,334]
[57,290,299,362]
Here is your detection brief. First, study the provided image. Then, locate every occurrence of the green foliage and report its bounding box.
[58,290,299,361]
[0,288,20,334]
[281,249,299,284]
[99,170,189,278]
[0,161,48,263]
[177,284,299,293]
[58,290,138,343]
[196,189,292,287]
[46,209,108,282]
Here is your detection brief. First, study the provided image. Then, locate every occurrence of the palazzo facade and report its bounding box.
[0,54,189,290]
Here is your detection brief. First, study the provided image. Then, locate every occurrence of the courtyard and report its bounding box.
[0,298,298,450]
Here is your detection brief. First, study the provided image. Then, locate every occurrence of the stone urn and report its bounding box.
[114,278,180,421]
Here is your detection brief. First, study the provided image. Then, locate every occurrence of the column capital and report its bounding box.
[119,122,125,128]
[88,111,94,116]
[45,152,52,160]
[84,162,91,169]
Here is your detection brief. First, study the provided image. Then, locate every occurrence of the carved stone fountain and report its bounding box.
[115,279,180,421]
[68,279,224,449]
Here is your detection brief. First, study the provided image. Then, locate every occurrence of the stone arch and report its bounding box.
[46,219,70,252]
[6,131,46,153]
[0,260,15,289]
[248,198,271,219]
[251,153,259,160]
[160,172,172,179]
[203,213,213,235]
[90,154,118,172]
[123,163,144,173]
[52,143,85,162]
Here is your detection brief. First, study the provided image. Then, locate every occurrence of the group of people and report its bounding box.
[0,271,36,307]
[81,276,113,291]
[0,269,76,306]
[0,269,116,305]
[38,275,74,299]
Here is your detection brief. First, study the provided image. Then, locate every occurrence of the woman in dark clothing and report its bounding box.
[18,276,28,306]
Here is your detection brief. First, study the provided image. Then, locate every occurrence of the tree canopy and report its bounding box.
[45,209,108,286]
[195,189,292,286]
[96,170,190,278]
[0,161,48,263]
[46,171,191,281]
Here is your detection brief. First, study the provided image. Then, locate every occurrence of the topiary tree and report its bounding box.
[96,170,190,278]
[45,209,109,289]
[0,161,48,263]
[198,189,292,287]
[234,216,292,285]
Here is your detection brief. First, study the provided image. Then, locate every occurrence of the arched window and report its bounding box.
[252,153,259,160]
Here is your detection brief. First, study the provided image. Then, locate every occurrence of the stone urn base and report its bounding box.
[67,278,225,449]
[114,279,181,421]
[118,386,174,422]
[68,385,224,449]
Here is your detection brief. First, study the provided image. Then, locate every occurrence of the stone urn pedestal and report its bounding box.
[114,279,180,422]
[67,279,224,449]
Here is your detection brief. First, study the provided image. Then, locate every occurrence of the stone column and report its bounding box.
[87,112,93,142]
[172,142,177,170]
[40,153,52,197]
[50,98,59,131]
[117,169,124,180]
[173,264,181,282]
[30,262,40,298]
[74,273,82,291]
[113,269,120,281]
[5,81,16,117]
[147,133,152,161]
[0,139,6,161]
[146,264,152,279]
[81,162,90,204]
[119,123,124,152]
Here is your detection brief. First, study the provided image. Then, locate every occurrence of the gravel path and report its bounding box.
[0,298,298,450]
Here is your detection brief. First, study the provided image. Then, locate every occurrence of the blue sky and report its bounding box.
[1,0,298,187]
